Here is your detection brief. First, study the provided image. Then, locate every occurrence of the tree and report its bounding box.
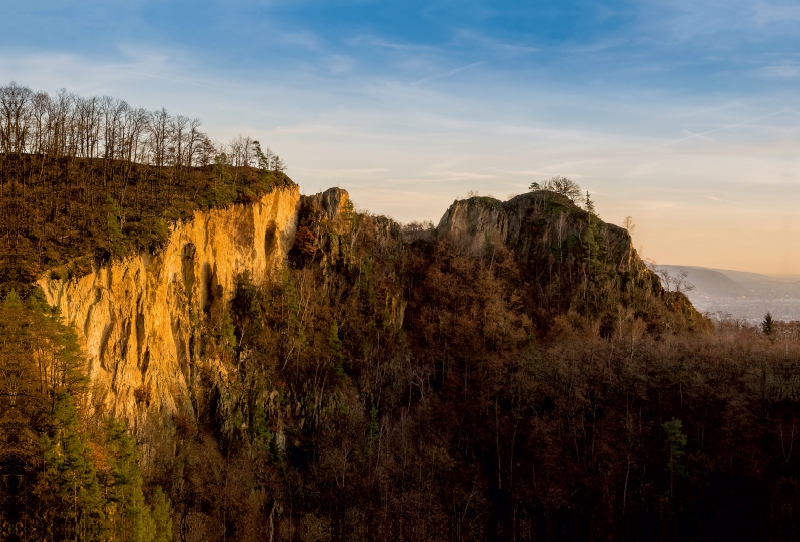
[656,268,695,295]
[0,82,290,281]
[761,312,775,335]
[583,192,600,267]
[252,140,287,173]
[623,215,636,234]
[663,418,687,495]
[41,391,104,536]
[531,175,582,202]
[584,191,596,216]
[149,487,173,542]
[105,419,151,542]
[672,269,695,294]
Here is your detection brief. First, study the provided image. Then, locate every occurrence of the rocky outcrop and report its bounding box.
[436,196,509,254]
[437,191,641,274]
[34,187,671,425]
[37,186,301,422]
[310,187,351,222]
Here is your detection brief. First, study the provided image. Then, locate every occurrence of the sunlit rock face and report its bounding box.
[38,186,300,422]
[310,186,351,221]
[36,186,658,426]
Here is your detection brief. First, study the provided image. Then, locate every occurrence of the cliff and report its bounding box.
[14,181,722,540]
[34,187,690,425]
[438,190,645,275]
[37,185,301,421]
[432,190,702,331]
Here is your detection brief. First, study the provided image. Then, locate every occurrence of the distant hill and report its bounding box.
[713,268,778,283]
[658,265,800,322]
[658,265,746,298]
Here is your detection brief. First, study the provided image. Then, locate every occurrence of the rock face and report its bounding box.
[437,196,508,252]
[35,187,662,425]
[437,191,641,274]
[310,186,351,221]
[37,186,301,422]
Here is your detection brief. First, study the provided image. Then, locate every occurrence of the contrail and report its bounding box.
[641,108,800,152]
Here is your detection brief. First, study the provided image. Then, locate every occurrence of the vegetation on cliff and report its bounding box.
[0,82,287,541]
[0,290,173,541]
[142,189,796,541]
[0,82,292,284]
[2,83,800,541]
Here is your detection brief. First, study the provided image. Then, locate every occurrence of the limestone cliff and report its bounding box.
[310,186,351,221]
[437,191,643,275]
[34,187,688,426]
[37,186,301,422]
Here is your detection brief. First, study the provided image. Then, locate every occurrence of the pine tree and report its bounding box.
[105,419,151,542]
[41,391,104,537]
[761,312,775,335]
[583,191,601,269]
[663,418,688,496]
[149,487,173,542]
[328,321,346,381]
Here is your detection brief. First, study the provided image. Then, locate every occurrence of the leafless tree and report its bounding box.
[623,216,635,234]
[0,81,286,173]
[656,267,695,294]
[531,175,582,202]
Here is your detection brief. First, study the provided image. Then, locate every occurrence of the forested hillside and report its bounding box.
[0,81,289,284]
[0,82,287,541]
[2,83,800,542]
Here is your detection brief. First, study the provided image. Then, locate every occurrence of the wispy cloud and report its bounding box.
[3,1,800,273]
[758,64,800,79]
[680,129,714,141]
[451,29,539,55]
[756,2,800,25]
[336,168,389,174]
[275,30,321,51]
[347,35,439,53]
[411,62,483,86]
[641,109,800,152]
[707,195,742,205]
[326,55,355,74]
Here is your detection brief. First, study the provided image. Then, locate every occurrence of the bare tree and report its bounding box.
[656,267,695,295]
[672,269,696,294]
[0,82,33,153]
[531,175,582,202]
[146,107,171,167]
[623,216,636,234]
[229,135,255,168]
[0,81,286,175]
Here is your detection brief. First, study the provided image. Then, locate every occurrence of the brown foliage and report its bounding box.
[148,194,800,542]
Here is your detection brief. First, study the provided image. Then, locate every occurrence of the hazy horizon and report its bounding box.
[3,0,799,274]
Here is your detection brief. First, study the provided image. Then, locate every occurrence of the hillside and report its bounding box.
[0,81,290,287]
[3,83,800,542]
[2,176,710,541]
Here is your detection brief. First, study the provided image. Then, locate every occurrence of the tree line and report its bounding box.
[0,81,284,171]
[0,82,291,283]
[5,82,800,540]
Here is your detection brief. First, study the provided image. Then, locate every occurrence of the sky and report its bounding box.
[2,0,799,275]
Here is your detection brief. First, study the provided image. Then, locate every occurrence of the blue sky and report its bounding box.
[3,0,800,273]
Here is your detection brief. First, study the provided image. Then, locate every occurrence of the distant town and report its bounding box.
[657,265,800,323]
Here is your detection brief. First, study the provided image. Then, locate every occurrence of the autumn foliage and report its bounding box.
[2,83,800,541]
